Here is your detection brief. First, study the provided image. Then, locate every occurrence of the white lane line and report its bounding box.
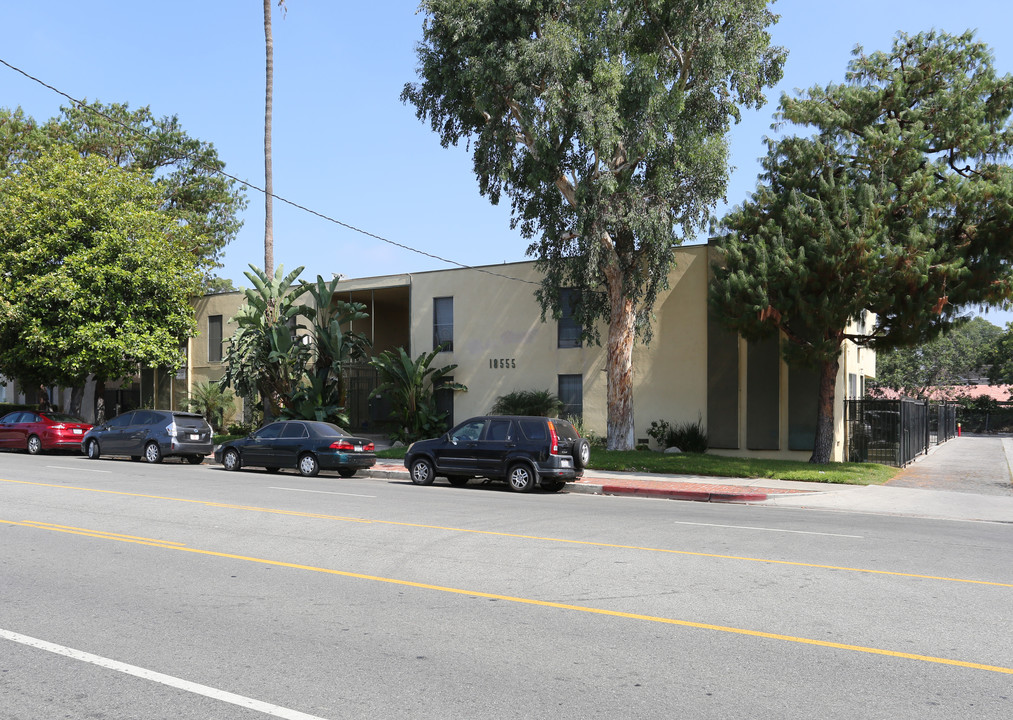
[670,521,862,538]
[270,486,376,498]
[0,628,329,720]
[46,466,111,474]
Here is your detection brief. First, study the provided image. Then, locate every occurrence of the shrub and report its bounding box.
[647,417,708,453]
[227,421,255,436]
[566,414,606,448]
[491,389,562,417]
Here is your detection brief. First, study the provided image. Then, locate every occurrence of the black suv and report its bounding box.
[404,415,591,492]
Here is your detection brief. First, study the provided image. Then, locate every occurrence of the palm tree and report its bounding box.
[263,1,286,277]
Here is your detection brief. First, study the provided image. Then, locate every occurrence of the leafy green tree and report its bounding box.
[402,0,785,449]
[873,317,1002,396]
[711,31,1013,462]
[0,147,204,420]
[369,347,466,443]
[0,102,247,282]
[986,323,1013,385]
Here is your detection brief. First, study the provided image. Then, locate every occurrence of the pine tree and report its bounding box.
[711,31,1013,463]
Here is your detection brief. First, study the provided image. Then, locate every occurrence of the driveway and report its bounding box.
[887,434,1013,496]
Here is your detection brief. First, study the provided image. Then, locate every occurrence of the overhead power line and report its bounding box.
[0,56,540,287]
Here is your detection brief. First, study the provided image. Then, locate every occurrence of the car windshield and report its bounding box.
[306,422,350,438]
[550,419,579,440]
[45,413,85,423]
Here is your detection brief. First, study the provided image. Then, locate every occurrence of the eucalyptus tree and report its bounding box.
[403,0,785,449]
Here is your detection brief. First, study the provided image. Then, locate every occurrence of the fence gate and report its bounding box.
[847,398,956,467]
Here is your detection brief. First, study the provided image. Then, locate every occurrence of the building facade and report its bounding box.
[185,245,874,462]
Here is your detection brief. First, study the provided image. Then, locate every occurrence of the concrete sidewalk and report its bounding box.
[366,445,1013,523]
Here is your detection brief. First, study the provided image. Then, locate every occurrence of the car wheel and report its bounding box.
[574,439,591,469]
[186,454,204,465]
[338,468,356,478]
[143,442,163,464]
[544,481,566,492]
[86,440,101,460]
[222,448,241,471]
[507,463,535,493]
[265,467,280,474]
[298,453,319,477]
[446,476,469,487]
[27,435,42,455]
[409,457,435,485]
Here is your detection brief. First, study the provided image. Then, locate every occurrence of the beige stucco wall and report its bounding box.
[406,246,712,440]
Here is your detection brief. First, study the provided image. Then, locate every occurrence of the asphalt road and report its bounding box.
[1,452,1011,719]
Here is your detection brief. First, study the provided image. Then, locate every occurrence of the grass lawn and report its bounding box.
[376,447,898,485]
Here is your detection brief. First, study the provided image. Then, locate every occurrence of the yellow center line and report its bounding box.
[3,477,1011,588]
[4,517,1012,676]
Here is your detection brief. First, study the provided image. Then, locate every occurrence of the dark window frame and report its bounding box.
[557,288,583,348]
[558,374,583,419]
[208,315,223,363]
[433,297,454,352]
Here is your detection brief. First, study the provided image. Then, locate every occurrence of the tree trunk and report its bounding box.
[605,268,636,451]
[37,385,52,412]
[809,355,840,464]
[94,378,106,425]
[263,0,275,277]
[69,385,85,418]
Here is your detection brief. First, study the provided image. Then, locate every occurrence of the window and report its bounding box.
[208,315,223,363]
[848,373,858,399]
[434,376,455,429]
[450,419,485,443]
[433,297,453,351]
[558,374,583,419]
[486,419,514,442]
[254,423,284,439]
[558,289,582,348]
[281,422,309,439]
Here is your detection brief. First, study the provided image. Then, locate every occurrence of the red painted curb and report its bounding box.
[597,485,767,503]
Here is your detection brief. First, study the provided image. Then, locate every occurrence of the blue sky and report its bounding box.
[2,0,1012,327]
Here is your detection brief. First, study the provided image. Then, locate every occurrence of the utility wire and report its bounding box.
[0,56,541,287]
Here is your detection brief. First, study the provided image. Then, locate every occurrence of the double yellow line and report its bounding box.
[2,484,1012,676]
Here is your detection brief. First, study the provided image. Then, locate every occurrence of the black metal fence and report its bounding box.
[847,398,957,467]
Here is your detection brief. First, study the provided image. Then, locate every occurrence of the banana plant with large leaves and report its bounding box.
[220,264,311,417]
[369,346,466,443]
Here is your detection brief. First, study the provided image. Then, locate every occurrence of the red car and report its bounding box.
[0,411,93,454]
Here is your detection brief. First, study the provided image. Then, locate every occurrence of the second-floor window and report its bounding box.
[434,297,453,351]
[208,315,223,363]
[558,288,582,348]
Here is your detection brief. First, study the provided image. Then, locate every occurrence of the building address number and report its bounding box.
[489,358,516,369]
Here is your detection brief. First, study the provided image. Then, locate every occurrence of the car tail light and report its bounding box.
[548,422,559,455]
[166,422,177,437]
[52,424,66,430]
[330,440,355,450]
[363,442,375,452]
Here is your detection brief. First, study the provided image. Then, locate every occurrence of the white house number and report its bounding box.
[489,358,517,369]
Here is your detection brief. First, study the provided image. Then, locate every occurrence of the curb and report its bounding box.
[363,466,768,503]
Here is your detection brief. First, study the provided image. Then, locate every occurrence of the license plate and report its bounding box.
[561,459,571,467]
[73,429,83,435]
[190,434,200,441]
[355,445,362,452]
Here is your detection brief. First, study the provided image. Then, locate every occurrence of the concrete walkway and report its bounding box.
[368,435,1013,522]
[887,434,1013,496]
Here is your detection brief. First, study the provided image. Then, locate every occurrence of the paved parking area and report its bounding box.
[887,435,1013,496]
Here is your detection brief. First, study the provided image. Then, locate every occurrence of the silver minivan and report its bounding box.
[82,410,213,464]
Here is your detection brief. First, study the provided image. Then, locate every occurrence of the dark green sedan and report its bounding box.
[214,420,376,477]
